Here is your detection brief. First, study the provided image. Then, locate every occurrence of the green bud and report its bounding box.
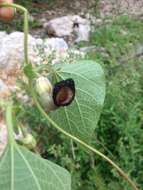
[39,93,57,112]
[21,134,37,150]
[35,76,57,112]
[36,76,53,96]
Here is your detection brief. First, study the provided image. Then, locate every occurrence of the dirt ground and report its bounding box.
[32,0,143,20]
[29,0,143,37]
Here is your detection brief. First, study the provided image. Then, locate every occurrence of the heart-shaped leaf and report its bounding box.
[0,144,71,190]
[50,60,105,142]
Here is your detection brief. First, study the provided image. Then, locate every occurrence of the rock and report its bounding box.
[28,15,35,22]
[73,15,90,25]
[74,23,90,42]
[39,18,47,24]
[0,32,39,72]
[0,31,70,74]
[43,16,74,37]
[0,79,9,97]
[42,38,69,64]
[80,46,97,53]
[85,13,90,20]
[101,52,110,59]
[90,16,97,25]
[73,16,90,42]
[0,32,7,44]
[0,31,69,100]
[95,18,103,26]
[75,1,81,9]
[44,38,68,52]
[43,15,90,43]
[36,38,44,46]
[43,38,69,65]
[136,43,143,56]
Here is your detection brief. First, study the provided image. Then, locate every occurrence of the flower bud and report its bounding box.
[36,76,52,96]
[40,93,57,112]
[35,76,56,112]
[21,134,37,150]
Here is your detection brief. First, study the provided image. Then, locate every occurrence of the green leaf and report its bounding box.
[50,60,105,142]
[0,144,71,190]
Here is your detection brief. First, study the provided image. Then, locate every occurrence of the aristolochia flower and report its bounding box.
[53,78,75,107]
[36,77,75,112]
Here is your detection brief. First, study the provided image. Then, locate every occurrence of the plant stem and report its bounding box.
[5,102,15,144]
[0,3,29,64]
[70,140,76,160]
[5,103,15,190]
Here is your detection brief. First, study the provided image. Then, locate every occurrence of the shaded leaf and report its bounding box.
[0,144,71,190]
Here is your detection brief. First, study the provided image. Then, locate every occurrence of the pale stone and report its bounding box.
[43,15,91,42]
[0,32,69,73]
[0,32,39,72]
[43,16,74,37]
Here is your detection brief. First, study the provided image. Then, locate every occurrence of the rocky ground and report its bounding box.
[30,0,143,19]
[28,0,143,40]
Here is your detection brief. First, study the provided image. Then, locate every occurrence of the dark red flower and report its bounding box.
[53,79,75,107]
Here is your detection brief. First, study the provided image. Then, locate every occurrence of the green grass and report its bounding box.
[87,15,143,189]
[88,16,143,64]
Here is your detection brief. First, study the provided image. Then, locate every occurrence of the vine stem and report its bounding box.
[0,3,139,190]
[5,102,15,144]
[5,102,15,190]
[0,100,14,145]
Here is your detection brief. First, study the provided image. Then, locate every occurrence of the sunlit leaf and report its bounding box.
[50,60,105,142]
